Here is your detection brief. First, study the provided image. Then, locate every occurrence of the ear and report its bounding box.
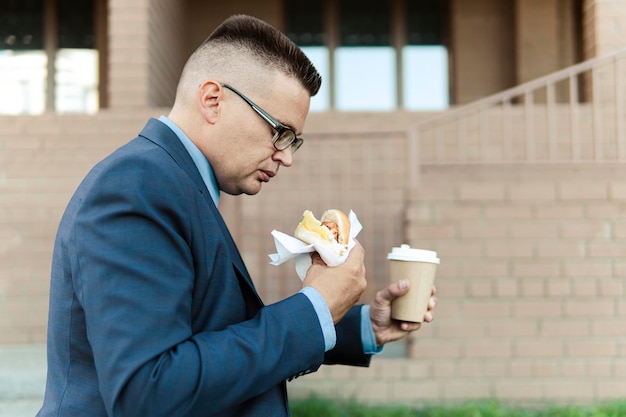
[197,81,222,124]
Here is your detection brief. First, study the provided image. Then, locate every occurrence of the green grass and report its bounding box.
[289,397,626,417]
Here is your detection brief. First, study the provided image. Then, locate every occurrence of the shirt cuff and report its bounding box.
[299,286,336,352]
[360,305,384,355]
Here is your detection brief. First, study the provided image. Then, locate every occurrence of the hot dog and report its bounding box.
[294,209,350,256]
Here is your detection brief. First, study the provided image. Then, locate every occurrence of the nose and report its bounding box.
[273,147,293,167]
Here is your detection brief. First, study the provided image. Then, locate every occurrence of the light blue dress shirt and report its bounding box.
[158,116,381,355]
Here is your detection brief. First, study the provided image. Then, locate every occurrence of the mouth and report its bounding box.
[259,170,276,183]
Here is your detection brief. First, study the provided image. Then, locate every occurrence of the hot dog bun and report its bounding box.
[294,209,350,256]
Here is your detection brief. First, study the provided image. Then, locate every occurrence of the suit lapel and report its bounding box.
[138,119,263,305]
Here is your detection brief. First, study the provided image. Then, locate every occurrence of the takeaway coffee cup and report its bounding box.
[388,244,440,323]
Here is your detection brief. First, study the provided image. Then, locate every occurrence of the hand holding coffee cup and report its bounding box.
[388,244,440,323]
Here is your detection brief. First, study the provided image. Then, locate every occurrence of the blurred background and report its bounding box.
[2,0,626,415]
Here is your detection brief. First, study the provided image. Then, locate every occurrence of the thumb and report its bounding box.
[375,280,410,307]
[393,279,410,297]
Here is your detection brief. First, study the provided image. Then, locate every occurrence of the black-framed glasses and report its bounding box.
[221,83,303,153]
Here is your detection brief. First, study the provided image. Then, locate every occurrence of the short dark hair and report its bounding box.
[204,14,321,96]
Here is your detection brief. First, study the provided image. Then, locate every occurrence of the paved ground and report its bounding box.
[0,344,46,417]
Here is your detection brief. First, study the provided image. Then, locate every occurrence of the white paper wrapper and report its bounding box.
[268,210,362,280]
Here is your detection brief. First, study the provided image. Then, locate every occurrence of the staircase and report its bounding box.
[411,48,626,181]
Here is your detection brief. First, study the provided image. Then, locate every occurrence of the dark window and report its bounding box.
[406,1,444,45]
[285,0,324,46]
[339,0,390,46]
[0,0,44,50]
[59,0,95,48]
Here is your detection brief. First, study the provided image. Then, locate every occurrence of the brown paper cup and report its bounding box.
[388,245,440,323]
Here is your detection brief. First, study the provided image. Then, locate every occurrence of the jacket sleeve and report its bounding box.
[323,306,372,367]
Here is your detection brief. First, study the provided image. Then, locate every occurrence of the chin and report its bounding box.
[240,182,263,196]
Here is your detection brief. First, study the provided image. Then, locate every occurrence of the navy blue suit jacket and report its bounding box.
[37,119,370,417]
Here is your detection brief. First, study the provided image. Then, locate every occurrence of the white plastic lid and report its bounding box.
[387,244,440,264]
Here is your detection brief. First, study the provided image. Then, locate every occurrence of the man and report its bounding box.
[37,14,436,417]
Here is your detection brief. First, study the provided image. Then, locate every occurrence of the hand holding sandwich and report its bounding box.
[302,241,367,324]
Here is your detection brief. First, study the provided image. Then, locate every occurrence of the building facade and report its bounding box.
[1,0,626,407]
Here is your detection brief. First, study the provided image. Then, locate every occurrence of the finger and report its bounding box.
[428,296,437,310]
[400,321,422,332]
[310,251,325,266]
[431,286,437,296]
[423,311,434,323]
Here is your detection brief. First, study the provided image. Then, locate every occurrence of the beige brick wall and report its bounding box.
[148,0,187,107]
[584,0,626,56]
[290,164,626,406]
[108,0,151,108]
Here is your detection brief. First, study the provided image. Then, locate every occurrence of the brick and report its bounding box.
[391,380,441,402]
[443,380,492,399]
[465,340,512,358]
[562,260,612,277]
[512,260,560,277]
[462,261,509,278]
[467,280,494,297]
[514,340,564,357]
[587,241,626,257]
[513,300,562,318]
[564,300,615,317]
[536,241,584,258]
[437,321,487,339]
[560,219,610,238]
[509,220,559,238]
[434,241,483,258]
[561,360,586,377]
[489,320,537,337]
[571,279,598,297]
[457,360,482,377]
[486,240,533,258]
[459,222,507,238]
[494,380,543,399]
[463,300,512,319]
[435,205,482,221]
[485,206,533,219]
[534,204,584,219]
[587,204,626,218]
[457,183,506,201]
[541,320,590,337]
[519,279,545,297]
[597,279,623,296]
[432,361,456,378]
[567,340,617,357]
[595,380,626,400]
[484,361,508,377]
[405,361,431,379]
[509,182,557,200]
[411,223,457,239]
[591,320,626,337]
[409,341,461,359]
[543,380,594,400]
[586,360,612,377]
[495,279,518,297]
[377,359,407,380]
[558,182,608,200]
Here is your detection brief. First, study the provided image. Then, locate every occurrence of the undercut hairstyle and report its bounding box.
[181,14,321,98]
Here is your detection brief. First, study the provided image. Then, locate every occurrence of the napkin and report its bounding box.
[269,210,362,280]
